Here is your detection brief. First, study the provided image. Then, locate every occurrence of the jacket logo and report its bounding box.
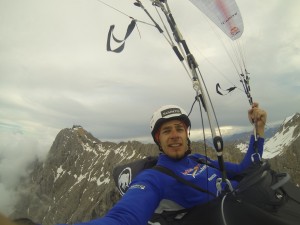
[182,164,208,177]
[118,167,132,196]
[129,184,146,191]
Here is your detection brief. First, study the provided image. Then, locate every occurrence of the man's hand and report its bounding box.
[248,102,267,137]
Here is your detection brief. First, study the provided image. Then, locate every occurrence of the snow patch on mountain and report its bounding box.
[234,113,300,159]
[263,113,300,158]
[236,143,248,153]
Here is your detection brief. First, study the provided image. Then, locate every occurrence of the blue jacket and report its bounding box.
[70,135,264,225]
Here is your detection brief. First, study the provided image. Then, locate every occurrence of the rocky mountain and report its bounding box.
[10,126,158,224]
[235,113,300,184]
[264,113,300,158]
[10,114,300,224]
[223,124,279,143]
[264,113,300,185]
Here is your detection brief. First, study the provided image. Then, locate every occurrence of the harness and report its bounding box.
[113,155,299,225]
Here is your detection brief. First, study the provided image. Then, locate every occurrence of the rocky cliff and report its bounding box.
[10,126,163,224]
[10,113,300,224]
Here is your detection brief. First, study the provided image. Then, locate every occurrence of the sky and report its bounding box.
[0,0,300,215]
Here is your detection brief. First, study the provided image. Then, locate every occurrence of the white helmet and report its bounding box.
[150,105,191,144]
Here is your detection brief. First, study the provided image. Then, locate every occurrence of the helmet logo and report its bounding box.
[161,108,181,117]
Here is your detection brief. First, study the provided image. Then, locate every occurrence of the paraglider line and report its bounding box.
[95,0,131,18]
[95,0,157,29]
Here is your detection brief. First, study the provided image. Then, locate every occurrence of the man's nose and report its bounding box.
[170,129,179,138]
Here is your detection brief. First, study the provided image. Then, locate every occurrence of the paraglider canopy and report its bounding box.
[188,0,244,40]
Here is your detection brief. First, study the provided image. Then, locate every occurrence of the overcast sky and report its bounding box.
[0,0,299,215]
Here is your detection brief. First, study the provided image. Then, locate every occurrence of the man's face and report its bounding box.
[158,119,188,159]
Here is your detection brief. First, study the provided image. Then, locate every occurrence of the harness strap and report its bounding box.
[235,163,268,193]
[188,155,218,169]
[107,19,136,53]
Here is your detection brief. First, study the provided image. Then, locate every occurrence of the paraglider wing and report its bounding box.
[188,0,244,40]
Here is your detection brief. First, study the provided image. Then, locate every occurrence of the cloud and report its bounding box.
[1,0,299,138]
[0,126,52,215]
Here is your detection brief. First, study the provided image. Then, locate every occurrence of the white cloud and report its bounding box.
[0,128,52,215]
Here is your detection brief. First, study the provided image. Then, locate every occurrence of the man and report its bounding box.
[60,102,266,225]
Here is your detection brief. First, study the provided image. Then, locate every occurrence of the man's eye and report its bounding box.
[176,127,185,132]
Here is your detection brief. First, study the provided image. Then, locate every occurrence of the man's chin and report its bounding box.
[169,152,186,160]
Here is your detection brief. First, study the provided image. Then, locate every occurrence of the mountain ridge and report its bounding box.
[9,113,300,224]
